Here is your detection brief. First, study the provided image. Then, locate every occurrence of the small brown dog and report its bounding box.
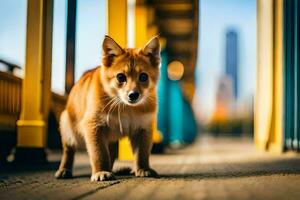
[55,35,160,181]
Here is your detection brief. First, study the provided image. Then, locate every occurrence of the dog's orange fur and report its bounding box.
[55,36,160,181]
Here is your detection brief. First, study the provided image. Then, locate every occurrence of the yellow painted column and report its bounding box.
[268,0,284,153]
[134,5,148,47]
[255,0,274,151]
[134,5,162,145]
[255,0,283,153]
[106,0,133,160]
[106,0,127,47]
[15,0,53,161]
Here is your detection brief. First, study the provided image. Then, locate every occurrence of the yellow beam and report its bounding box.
[106,0,133,160]
[255,0,274,151]
[17,0,53,148]
[255,0,283,153]
[106,0,127,47]
[134,5,162,144]
[134,5,148,48]
[268,0,283,153]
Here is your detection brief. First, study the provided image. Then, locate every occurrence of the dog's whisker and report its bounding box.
[117,103,124,134]
[107,98,119,125]
[102,97,116,112]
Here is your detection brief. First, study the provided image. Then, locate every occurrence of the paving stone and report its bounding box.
[1,135,300,200]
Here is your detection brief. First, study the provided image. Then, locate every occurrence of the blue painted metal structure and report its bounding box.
[157,50,197,146]
[283,0,300,151]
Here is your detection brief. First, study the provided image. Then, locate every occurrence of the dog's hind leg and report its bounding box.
[55,110,77,179]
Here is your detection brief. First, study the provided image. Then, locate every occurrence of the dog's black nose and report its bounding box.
[128,91,140,102]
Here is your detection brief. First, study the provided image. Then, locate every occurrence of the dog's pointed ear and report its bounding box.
[102,35,124,67]
[142,36,161,66]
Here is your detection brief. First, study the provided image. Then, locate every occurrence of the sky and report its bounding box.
[50,0,107,94]
[0,0,27,71]
[195,0,256,120]
[0,0,106,95]
[0,0,256,111]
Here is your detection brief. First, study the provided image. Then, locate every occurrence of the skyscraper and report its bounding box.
[225,30,239,99]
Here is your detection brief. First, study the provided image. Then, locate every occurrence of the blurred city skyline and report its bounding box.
[195,0,256,121]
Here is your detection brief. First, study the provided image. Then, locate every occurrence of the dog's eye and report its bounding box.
[116,73,127,83]
[139,73,148,82]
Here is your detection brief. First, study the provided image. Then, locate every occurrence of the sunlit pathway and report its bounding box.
[1,135,300,200]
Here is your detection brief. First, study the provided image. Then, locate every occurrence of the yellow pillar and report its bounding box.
[106,0,127,47]
[15,0,53,162]
[255,0,283,153]
[268,0,283,153]
[134,4,162,144]
[106,0,133,160]
[134,5,148,47]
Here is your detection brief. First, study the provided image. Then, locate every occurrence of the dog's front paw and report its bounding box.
[55,168,73,179]
[91,171,115,181]
[135,168,158,177]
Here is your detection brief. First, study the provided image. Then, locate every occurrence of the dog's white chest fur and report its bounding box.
[105,111,154,135]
